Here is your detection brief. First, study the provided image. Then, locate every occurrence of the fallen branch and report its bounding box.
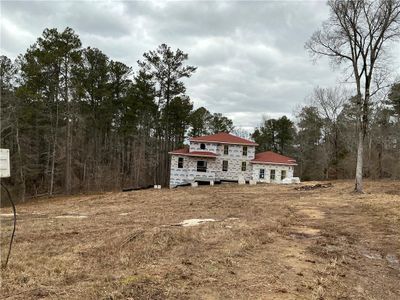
[120,229,145,248]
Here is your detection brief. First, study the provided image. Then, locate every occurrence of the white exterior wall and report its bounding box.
[169,155,219,187]
[213,144,255,181]
[252,164,294,183]
[169,141,295,187]
[170,143,256,187]
[189,142,218,153]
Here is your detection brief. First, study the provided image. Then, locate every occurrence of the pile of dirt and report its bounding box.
[294,183,333,191]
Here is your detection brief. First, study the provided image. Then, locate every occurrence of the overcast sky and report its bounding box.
[1,1,399,130]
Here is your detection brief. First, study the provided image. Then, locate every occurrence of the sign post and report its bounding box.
[1,148,14,268]
[0,149,10,178]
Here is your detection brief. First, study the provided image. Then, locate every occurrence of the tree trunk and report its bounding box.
[49,104,59,196]
[65,112,72,194]
[49,143,56,196]
[397,118,400,179]
[367,135,372,178]
[354,68,364,193]
[65,60,72,195]
[15,120,26,201]
[378,142,383,178]
[355,129,364,192]
[334,125,339,179]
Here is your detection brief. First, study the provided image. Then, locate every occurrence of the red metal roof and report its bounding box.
[251,151,297,165]
[169,147,218,158]
[190,132,258,146]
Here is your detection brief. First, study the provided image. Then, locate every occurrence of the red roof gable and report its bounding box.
[252,151,297,165]
[169,147,217,158]
[190,132,258,146]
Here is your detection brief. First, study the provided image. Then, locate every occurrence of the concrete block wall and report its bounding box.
[251,164,294,183]
[213,144,255,181]
[170,141,295,187]
[169,155,218,187]
[189,142,218,153]
[215,144,256,159]
[214,157,253,181]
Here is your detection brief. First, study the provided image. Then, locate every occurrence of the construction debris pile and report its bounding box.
[294,183,333,191]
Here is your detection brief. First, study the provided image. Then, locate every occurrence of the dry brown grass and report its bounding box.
[1,180,399,299]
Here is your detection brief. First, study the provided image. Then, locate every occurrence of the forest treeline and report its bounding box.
[1,27,399,202]
[252,86,400,180]
[0,27,234,200]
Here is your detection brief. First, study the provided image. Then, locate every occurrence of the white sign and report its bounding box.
[0,149,10,178]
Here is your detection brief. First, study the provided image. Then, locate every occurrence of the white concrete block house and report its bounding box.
[169,132,297,188]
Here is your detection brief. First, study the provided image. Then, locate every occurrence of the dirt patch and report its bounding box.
[0,213,18,217]
[298,208,325,219]
[176,218,216,227]
[54,215,88,219]
[290,225,320,236]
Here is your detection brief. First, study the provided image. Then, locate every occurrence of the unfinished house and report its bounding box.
[169,132,297,188]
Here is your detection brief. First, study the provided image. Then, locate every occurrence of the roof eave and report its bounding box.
[169,152,218,158]
[189,139,258,146]
[168,151,187,155]
[251,161,297,166]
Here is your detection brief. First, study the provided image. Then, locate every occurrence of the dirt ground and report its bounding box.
[1,180,399,299]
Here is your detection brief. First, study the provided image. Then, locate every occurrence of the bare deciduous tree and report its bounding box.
[306,0,400,192]
[311,87,349,178]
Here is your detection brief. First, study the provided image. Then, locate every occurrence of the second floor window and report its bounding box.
[178,157,184,168]
[200,143,206,150]
[224,145,229,155]
[222,160,228,171]
[243,146,247,156]
[241,161,246,171]
[270,169,275,180]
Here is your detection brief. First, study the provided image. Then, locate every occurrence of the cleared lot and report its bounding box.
[1,180,399,299]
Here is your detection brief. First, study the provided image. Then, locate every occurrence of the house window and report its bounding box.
[241,161,246,171]
[224,145,229,155]
[178,157,184,169]
[197,161,207,172]
[222,160,228,171]
[270,169,275,180]
[243,146,247,156]
[200,143,206,150]
[259,169,265,179]
[281,170,286,180]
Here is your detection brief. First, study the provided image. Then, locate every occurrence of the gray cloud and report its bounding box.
[1,0,399,129]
